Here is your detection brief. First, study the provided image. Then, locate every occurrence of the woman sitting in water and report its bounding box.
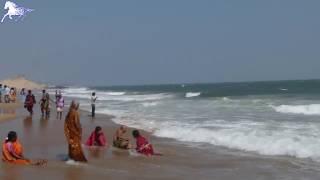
[113,125,131,149]
[85,126,107,147]
[132,130,161,156]
[2,131,47,165]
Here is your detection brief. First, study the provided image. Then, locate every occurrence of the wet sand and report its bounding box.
[0,102,320,180]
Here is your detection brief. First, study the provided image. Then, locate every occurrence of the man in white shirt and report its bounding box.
[91,92,97,117]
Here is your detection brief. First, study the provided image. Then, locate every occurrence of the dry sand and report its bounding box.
[0,76,46,90]
[0,96,319,180]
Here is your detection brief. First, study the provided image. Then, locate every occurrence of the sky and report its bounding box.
[0,0,319,86]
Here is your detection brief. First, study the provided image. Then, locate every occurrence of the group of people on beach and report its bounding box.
[0,84,19,104]
[23,89,65,120]
[64,99,159,163]
[2,89,159,166]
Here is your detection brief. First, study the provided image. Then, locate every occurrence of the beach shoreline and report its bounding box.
[0,97,320,180]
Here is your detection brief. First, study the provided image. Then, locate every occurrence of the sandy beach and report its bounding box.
[0,94,318,180]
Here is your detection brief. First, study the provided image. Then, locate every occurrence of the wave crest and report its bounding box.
[272,104,320,115]
[185,92,201,98]
[154,124,320,160]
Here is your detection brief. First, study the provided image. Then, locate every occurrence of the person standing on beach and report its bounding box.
[9,88,17,103]
[24,90,36,116]
[91,92,97,118]
[4,85,10,103]
[43,93,51,118]
[56,93,64,120]
[55,90,61,102]
[64,101,87,162]
[0,84,3,103]
[40,90,47,116]
[20,88,26,103]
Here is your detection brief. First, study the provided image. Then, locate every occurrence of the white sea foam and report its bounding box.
[272,104,320,115]
[185,92,201,98]
[142,102,159,107]
[106,92,126,96]
[65,160,86,166]
[61,87,172,102]
[222,97,231,101]
[97,93,172,102]
[63,87,90,94]
[57,86,320,161]
[154,123,320,160]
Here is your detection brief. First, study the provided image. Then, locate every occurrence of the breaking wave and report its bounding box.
[272,104,320,115]
[154,122,320,160]
[185,92,201,98]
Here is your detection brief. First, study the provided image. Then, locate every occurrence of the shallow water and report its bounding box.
[50,80,320,162]
[1,101,320,179]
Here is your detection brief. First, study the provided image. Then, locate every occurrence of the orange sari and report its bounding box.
[64,105,87,162]
[2,141,30,165]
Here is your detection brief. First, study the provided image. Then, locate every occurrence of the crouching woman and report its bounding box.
[2,131,46,166]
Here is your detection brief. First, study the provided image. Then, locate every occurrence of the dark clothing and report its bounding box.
[24,94,36,115]
[91,104,95,117]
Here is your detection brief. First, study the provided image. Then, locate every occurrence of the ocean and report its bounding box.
[54,80,320,161]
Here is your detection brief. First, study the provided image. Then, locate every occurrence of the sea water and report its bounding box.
[54,80,320,161]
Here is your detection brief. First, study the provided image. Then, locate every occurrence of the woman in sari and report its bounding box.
[43,93,51,118]
[113,125,131,149]
[132,130,155,156]
[2,131,46,165]
[24,90,36,116]
[85,126,107,147]
[9,88,16,103]
[64,101,87,162]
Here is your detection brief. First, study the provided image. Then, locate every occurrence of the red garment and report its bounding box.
[85,131,107,147]
[24,94,36,114]
[136,136,154,156]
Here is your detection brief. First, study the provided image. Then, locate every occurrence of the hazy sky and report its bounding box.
[0,0,319,86]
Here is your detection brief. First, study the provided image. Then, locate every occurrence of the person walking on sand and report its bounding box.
[0,84,3,103]
[64,101,87,162]
[4,85,10,103]
[20,88,26,103]
[43,93,51,118]
[91,92,97,118]
[9,88,17,103]
[56,93,64,120]
[40,90,47,116]
[24,90,36,116]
